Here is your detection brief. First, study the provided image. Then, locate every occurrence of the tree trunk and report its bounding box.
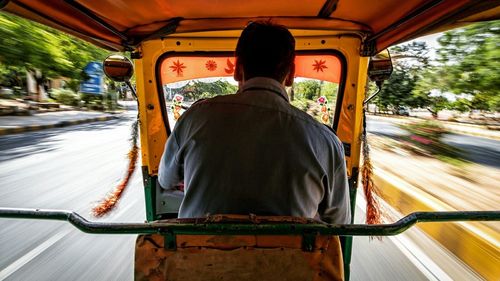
[426,107,438,119]
[317,80,324,98]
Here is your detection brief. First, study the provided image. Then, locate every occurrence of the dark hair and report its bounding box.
[235,21,295,82]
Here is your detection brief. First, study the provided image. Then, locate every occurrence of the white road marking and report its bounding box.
[355,192,453,281]
[390,231,451,281]
[0,228,72,281]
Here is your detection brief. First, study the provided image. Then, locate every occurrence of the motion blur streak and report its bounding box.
[0,107,488,280]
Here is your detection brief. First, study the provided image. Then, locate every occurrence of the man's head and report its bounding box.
[234,21,295,86]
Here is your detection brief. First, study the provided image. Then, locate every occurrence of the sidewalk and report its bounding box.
[0,111,119,136]
[368,114,500,140]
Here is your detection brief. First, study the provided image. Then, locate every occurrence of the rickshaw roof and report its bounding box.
[1,0,499,53]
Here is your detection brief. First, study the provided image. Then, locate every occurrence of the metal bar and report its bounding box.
[365,0,444,43]
[302,232,316,252]
[343,168,358,281]
[133,17,182,45]
[318,0,339,18]
[63,0,128,41]
[363,83,382,105]
[1,208,499,236]
[385,0,500,51]
[142,168,157,222]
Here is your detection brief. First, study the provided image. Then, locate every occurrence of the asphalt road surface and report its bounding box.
[366,118,500,168]
[0,110,478,280]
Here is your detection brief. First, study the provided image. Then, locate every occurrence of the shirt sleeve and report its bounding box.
[158,131,184,190]
[318,140,352,225]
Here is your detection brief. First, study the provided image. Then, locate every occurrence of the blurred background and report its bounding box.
[0,11,498,281]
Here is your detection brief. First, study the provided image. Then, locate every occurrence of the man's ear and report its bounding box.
[234,59,243,82]
[285,62,295,87]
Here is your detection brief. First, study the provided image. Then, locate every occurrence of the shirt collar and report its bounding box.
[240,77,289,102]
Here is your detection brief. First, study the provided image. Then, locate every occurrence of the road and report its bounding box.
[366,117,500,168]
[0,110,479,280]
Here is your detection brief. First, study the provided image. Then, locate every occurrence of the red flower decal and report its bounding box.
[312,59,328,72]
[317,96,327,104]
[224,59,235,74]
[205,60,217,71]
[170,60,186,77]
[174,94,184,102]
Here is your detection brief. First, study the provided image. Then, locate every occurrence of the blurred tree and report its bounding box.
[451,98,473,114]
[319,81,338,102]
[0,12,108,100]
[411,67,451,118]
[181,80,237,100]
[375,41,430,113]
[294,79,321,100]
[376,68,416,111]
[436,21,500,112]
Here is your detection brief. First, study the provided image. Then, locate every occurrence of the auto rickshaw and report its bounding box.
[0,1,499,280]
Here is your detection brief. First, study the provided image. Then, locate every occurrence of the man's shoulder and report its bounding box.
[287,106,338,138]
[294,110,343,151]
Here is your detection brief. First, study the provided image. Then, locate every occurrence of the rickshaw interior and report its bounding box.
[0,1,499,280]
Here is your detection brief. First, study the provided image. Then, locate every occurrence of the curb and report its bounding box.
[374,168,499,280]
[0,115,118,136]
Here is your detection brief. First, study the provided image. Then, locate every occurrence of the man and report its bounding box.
[158,21,350,224]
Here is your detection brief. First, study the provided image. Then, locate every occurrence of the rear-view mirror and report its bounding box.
[103,54,134,82]
[368,49,393,82]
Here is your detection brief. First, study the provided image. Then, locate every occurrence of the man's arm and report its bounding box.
[318,140,352,224]
[158,132,184,190]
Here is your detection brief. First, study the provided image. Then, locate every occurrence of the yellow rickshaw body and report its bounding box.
[135,32,367,178]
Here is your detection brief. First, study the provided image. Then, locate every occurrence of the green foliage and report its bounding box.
[81,93,104,110]
[0,13,67,77]
[376,67,417,110]
[0,12,109,94]
[51,88,80,106]
[290,80,338,123]
[179,80,238,101]
[65,79,82,93]
[293,80,338,101]
[295,80,321,100]
[375,41,433,112]
[451,98,472,113]
[435,21,500,112]
[375,21,500,115]
[0,64,25,90]
[290,99,309,111]
[319,81,338,102]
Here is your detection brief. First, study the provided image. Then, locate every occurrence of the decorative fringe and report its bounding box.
[92,119,139,217]
[361,109,382,225]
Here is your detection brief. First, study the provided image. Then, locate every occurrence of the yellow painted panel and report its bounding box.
[137,34,367,176]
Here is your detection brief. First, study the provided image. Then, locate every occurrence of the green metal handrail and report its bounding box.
[1,207,499,236]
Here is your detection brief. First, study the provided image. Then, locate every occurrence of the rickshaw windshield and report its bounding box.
[158,52,345,130]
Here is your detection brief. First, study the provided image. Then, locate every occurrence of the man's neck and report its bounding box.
[241,77,285,87]
[238,77,289,102]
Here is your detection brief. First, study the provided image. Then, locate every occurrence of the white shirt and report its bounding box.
[158,77,351,224]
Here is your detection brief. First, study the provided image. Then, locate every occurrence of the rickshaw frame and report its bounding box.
[1,1,499,279]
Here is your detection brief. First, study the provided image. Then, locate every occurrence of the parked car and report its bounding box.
[395,106,410,116]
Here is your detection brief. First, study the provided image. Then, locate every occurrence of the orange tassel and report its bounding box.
[361,110,383,225]
[92,120,139,217]
[361,156,382,224]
